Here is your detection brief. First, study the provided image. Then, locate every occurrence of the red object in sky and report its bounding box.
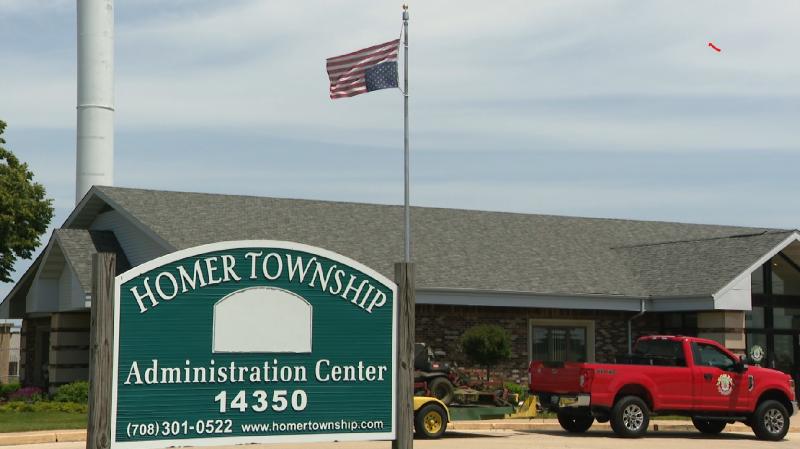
[708,42,722,52]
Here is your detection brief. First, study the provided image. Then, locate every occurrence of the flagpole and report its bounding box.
[402,4,410,263]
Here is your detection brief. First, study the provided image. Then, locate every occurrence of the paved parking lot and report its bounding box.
[9,430,800,449]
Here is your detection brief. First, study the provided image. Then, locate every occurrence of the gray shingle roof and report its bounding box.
[54,229,131,293]
[82,186,796,299]
[614,231,794,297]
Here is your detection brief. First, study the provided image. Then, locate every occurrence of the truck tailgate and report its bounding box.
[529,361,586,394]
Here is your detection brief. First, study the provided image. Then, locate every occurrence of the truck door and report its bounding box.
[632,339,694,409]
[691,342,750,412]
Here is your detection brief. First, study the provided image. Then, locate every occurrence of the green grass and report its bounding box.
[0,410,87,433]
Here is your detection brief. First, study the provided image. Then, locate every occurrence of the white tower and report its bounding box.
[76,0,114,204]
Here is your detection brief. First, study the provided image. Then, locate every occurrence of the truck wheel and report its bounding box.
[557,410,594,433]
[414,403,447,439]
[610,396,650,438]
[429,377,455,406]
[691,418,726,434]
[752,400,790,441]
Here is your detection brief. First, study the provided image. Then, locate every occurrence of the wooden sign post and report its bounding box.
[392,263,415,449]
[87,253,116,449]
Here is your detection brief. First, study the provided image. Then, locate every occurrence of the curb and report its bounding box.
[0,430,86,446]
[448,419,800,434]
[1,422,798,445]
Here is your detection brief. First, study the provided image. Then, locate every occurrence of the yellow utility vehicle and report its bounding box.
[413,396,450,439]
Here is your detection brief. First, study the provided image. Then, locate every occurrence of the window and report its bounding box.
[532,327,587,362]
[745,306,765,328]
[773,307,800,330]
[771,254,800,296]
[530,319,595,363]
[8,362,18,377]
[751,266,764,294]
[745,333,768,365]
[634,339,687,366]
[692,343,736,370]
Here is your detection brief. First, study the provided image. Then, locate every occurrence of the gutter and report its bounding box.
[627,298,646,354]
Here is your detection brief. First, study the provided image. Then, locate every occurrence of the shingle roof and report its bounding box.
[82,186,796,299]
[54,229,131,293]
[614,231,793,297]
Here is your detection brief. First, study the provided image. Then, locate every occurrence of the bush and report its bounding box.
[8,386,44,403]
[504,382,528,399]
[0,401,87,413]
[0,383,21,400]
[460,324,512,381]
[53,381,89,403]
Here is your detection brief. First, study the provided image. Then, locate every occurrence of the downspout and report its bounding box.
[627,299,646,354]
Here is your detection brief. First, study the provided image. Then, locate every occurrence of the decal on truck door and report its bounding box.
[716,373,734,396]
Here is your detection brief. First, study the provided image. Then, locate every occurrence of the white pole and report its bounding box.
[76,0,115,204]
[403,5,410,263]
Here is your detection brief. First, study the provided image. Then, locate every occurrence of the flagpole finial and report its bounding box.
[402,4,409,20]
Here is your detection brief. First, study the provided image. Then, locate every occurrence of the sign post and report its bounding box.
[87,253,116,449]
[392,262,415,449]
[107,241,397,448]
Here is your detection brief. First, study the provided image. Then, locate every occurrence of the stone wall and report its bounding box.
[49,312,90,392]
[416,304,662,385]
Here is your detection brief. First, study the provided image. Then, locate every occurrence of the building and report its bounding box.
[1,186,798,391]
[0,322,21,384]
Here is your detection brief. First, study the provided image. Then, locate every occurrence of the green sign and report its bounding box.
[111,241,397,449]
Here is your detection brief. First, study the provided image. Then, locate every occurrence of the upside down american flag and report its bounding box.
[326,39,400,99]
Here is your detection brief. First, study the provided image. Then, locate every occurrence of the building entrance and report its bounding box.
[747,253,800,398]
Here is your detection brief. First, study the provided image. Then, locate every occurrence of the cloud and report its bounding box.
[0,0,71,13]
[0,0,799,300]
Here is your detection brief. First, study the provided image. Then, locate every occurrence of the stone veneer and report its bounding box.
[416,304,662,385]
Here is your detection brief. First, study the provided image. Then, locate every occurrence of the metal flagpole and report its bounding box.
[403,4,410,262]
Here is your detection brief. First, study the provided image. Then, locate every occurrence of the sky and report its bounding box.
[0,0,799,299]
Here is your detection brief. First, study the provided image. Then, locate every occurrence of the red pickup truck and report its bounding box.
[529,335,797,440]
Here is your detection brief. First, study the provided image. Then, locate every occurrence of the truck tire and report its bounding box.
[610,396,650,438]
[557,410,594,433]
[414,403,447,439]
[691,418,726,434]
[429,377,455,406]
[752,400,790,441]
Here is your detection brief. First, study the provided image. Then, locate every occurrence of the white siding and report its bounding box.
[57,267,71,310]
[90,210,168,267]
[57,266,86,311]
[26,278,58,313]
[715,273,752,310]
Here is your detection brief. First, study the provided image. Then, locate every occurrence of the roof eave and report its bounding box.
[712,231,800,302]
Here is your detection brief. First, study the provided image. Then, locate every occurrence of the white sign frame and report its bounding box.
[110,240,398,449]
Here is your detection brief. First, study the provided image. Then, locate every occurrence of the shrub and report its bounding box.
[460,324,512,381]
[0,383,21,400]
[504,381,528,399]
[0,401,35,412]
[0,401,87,413]
[8,386,44,403]
[53,381,89,403]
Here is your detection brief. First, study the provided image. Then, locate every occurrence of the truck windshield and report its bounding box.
[633,339,686,366]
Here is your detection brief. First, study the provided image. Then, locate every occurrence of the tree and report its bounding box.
[0,120,54,282]
[460,324,512,382]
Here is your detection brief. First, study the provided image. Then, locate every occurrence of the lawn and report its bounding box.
[0,410,87,433]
